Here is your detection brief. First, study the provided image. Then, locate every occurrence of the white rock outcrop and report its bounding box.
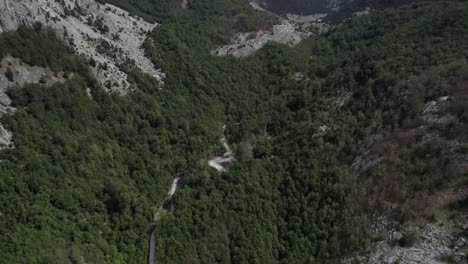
[344,218,468,264]
[0,0,164,94]
[421,96,456,125]
[0,56,67,146]
[212,13,330,57]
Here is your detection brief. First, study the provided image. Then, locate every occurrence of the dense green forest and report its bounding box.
[0,0,467,263]
[0,27,224,263]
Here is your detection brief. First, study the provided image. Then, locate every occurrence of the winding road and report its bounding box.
[148,127,233,263]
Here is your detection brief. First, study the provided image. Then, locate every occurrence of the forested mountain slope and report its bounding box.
[0,0,467,263]
[255,0,415,15]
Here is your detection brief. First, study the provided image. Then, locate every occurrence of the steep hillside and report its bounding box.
[0,0,164,94]
[346,65,468,263]
[0,26,224,263]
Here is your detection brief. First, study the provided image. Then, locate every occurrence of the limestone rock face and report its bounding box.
[212,13,330,57]
[0,0,165,94]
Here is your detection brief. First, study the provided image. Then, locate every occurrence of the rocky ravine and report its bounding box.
[0,0,165,94]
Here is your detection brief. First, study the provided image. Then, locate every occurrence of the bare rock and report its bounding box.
[212,13,330,57]
[0,56,66,146]
[0,0,165,94]
[344,217,468,264]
